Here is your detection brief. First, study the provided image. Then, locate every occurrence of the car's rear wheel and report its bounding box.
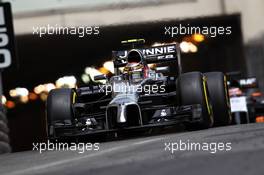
[204,72,231,126]
[177,72,214,129]
[46,88,76,138]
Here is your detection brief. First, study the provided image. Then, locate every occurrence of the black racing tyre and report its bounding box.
[0,131,9,143]
[46,88,76,137]
[177,72,214,129]
[0,111,11,154]
[0,111,7,124]
[0,120,9,134]
[0,141,11,154]
[204,72,231,126]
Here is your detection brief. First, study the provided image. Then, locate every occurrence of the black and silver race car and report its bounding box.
[46,39,231,140]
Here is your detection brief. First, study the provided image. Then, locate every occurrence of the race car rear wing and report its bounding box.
[226,72,258,89]
[112,43,182,74]
[239,77,258,89]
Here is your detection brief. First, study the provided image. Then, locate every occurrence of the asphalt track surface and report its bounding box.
[1,123,264,175]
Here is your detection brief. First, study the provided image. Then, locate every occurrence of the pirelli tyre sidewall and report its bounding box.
[46,88,76,138]
[0,111,11,154]
[177,72,214,129]
[204,72,232,126]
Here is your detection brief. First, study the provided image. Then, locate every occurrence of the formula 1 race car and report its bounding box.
[227,72,264,124]
[46,39,231,140]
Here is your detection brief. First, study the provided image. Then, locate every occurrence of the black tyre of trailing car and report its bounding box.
[46,88,76,138]
[177,72,214,129]
[0,111,11,154]
[204,72,232,126]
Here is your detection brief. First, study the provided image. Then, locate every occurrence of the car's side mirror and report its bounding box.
[94,74,107,81]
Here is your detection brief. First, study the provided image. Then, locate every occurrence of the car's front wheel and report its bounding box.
[177,72,214,129]
[46,88,76,138]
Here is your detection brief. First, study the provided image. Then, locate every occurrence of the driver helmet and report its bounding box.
[123,49,149,83]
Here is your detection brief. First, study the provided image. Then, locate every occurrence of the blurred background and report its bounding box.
[1,0,264,151]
